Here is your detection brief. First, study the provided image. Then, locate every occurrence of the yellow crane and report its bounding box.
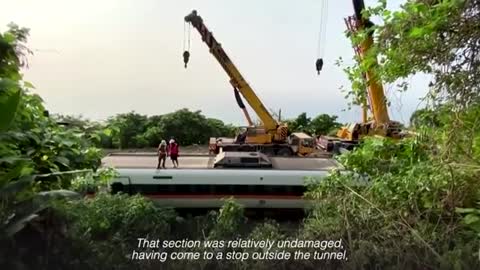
[184,10,315,156]
[319,0,402,152]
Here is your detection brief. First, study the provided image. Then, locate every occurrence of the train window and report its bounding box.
[228,185,235,194]
[236,185,249,194]
[176,185,189,193]
[196,185,210,194]
[291,186,304,195]
[264,185,274,193]
[254,185,265,194]
[270,186,282,194]
[156,185,170,192]
[215,185,228,194]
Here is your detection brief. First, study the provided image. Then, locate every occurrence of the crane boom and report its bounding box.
[320,0,402,152]
[184,10,278,134]
[351,0,390,126]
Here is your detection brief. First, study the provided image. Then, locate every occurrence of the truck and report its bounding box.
[183,10,315,157]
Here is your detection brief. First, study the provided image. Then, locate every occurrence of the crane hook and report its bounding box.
[315,58,323,75]
[183,50,190,68]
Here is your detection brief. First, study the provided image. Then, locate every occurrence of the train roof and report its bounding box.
[102,154,340,171]
[291,132,312,139]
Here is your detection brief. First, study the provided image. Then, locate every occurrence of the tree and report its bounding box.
[206,118,236,138]
[0,23,102,252]
[295,112,311,129]
[100,109,239,148]
[344,0,480,111]
[107,111,148,148]
[286,112,311,134]
[285,112,340,136]
[309,114,341,135]
[141,125,164,147]
[159,108,212,145]
[340,0,480,161]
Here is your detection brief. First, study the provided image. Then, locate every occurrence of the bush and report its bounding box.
[303,137,480,269]
[56,193,177,269]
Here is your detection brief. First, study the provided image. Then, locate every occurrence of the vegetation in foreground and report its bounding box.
[2,0,480,269]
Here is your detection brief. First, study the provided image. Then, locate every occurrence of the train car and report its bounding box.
[102,153,340,210]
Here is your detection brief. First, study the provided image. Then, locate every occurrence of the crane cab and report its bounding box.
[288,132,315,156]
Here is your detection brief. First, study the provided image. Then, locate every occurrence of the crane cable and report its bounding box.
[316,0,329,75]
[183,21,191,68]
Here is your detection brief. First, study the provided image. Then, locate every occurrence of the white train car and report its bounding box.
[103,153,340,209]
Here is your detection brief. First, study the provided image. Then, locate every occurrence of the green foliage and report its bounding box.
[4,2,480,268]
[409,108,442,128]
[54,109,238,149]
[100,109,236,148]
[286,112,341,136]
[207,198,246,240]
[62,193,175,241]
[0,26,98,173]
[0,79,21,131]
[337,136,430,175]
[342,0,478,110]
[106,111,148,148]
[309,114,342,135]
[48,193,175,269]
[48,110,339,151]
[70,167,118,194]
[456,203,480,237]
[157,109,208,145]
[0,23,30,81]
[0,171,82,240]
[304,136,480,269]
[333,2,480,266]
[0,23,105,270]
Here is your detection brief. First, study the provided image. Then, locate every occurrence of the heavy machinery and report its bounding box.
[183,10,315,156]
[318,0,403,152]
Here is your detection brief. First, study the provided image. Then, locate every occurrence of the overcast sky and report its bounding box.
[0,0,429,125]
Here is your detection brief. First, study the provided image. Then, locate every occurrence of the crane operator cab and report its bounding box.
[288,132,315,156]
[234,127,248,144]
